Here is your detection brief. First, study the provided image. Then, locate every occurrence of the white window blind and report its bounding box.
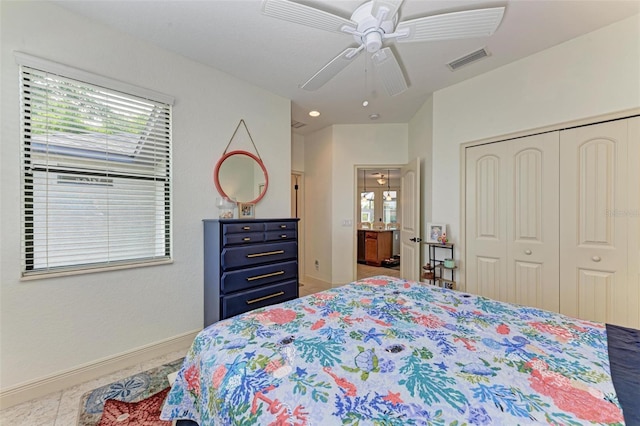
[18,55,173,277]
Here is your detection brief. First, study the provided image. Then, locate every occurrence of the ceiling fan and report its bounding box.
[262,0,505,96]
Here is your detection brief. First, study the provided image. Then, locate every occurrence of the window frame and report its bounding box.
[16,52,175,279]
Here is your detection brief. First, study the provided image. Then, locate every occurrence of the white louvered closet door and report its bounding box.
[465,133,560,311]
[559,118,639,328]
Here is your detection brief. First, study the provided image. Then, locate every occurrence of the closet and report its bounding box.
[465,116,639,329]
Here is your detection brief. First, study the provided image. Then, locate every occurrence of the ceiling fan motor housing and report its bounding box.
[351,1,397,53]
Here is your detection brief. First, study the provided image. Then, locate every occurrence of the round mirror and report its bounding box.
[214,150,269,204]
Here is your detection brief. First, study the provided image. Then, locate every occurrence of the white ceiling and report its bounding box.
[53,0,639,135]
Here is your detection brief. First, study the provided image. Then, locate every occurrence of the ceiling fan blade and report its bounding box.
[372,47,408,96]
[301,47,362,91]
[371,0,403,21]
[262,0,356,34]
[395,7,505,43]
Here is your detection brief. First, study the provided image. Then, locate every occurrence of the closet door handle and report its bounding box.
[524,249,532,255]
[592,256,601,262]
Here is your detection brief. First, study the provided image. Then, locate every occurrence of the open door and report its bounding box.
[400,158,421,280]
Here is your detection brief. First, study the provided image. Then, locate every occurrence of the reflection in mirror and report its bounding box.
[214,150,268,204]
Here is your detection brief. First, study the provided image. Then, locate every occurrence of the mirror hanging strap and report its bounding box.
[223,119,263,160]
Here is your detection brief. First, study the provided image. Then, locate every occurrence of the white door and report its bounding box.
[465,143,509,301]
[559,119,636,327]
[506,133,560,311]
[466,132,560,310]
[400,158,421,281]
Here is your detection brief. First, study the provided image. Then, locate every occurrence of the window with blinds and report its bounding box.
[18,54,173,277]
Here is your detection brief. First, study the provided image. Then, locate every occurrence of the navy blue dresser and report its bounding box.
[203,218,300,327]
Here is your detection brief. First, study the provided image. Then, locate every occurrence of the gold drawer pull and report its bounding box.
[242,226,251,230]
[246,291,285,305]
[280,225,287,228]
[243,237,251,241]
[280,234,288,238]
[247,271,285,281]
[246,250,284,258]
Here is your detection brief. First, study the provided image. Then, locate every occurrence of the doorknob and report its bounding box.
[592,256,601,262]
[409,237,422,243]
[524,249,532,255]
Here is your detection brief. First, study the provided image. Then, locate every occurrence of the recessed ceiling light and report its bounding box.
[309,110,320,117]
[362,100,369,107]
[369,113,380,120]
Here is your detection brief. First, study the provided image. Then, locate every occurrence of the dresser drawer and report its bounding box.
[221,280,298,319]
[223,231,264,246]
[265,229,296,242]
[265,221,296,231]
[221,260,297,294]
[221,241,297,270]
[222,222,264,234]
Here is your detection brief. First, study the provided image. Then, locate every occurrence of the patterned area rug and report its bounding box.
[77,358,184,426]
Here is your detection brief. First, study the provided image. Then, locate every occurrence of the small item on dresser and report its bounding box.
[216,197,237,219]
[238,202,255,219]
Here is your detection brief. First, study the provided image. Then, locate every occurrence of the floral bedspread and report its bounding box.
[161,276,625,425]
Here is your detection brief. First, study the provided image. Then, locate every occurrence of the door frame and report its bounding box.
[459,108,639,294]
[353,163,413,282]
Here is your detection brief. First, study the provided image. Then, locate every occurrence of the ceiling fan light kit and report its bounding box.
[262,0,505,97]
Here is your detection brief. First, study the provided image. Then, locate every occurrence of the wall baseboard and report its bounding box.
[0,329,200,410]
[301,274,333,288]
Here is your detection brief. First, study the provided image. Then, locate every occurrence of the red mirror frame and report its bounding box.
[213,150,269,204]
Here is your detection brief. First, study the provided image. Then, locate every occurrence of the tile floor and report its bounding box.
[0,348,188,426]
[0,266,396,425]
[356,263,400,280]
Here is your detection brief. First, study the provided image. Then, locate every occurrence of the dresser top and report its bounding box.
[204,218,299,224]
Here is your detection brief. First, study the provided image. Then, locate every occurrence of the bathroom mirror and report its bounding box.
[214,150,268,204]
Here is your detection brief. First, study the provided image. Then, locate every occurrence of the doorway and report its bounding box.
[355,167,401,280]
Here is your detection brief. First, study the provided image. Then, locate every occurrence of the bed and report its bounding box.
[160,276,639,425]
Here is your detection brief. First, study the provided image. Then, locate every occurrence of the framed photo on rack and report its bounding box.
[426,223,446,243]
[238,202,255,219]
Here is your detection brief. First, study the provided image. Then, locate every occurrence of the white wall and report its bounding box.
[332,124,408,284]
[291,132,305,172]
[299,124,408,285]
[301,127,333,284]
[0,1,291,391]
[429,15,640,289]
